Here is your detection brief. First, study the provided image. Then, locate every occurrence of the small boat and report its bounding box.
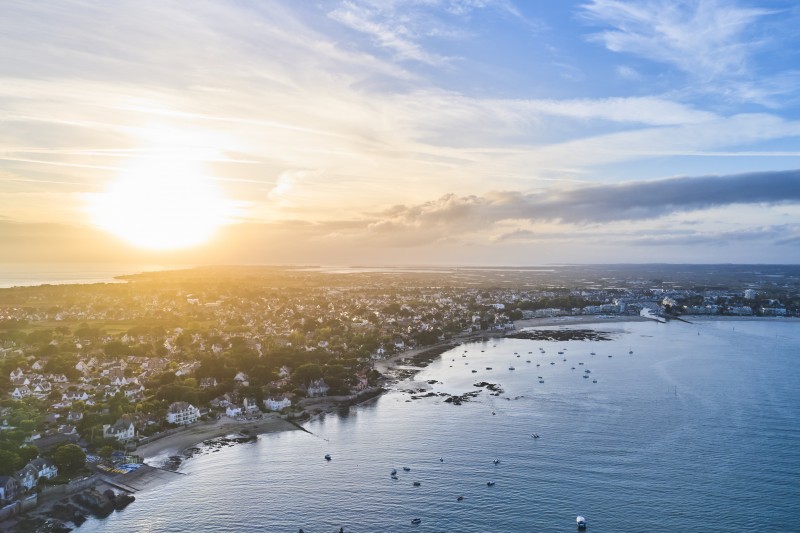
[472,369,477,373]
[493,459,500,465]
[526,360,531,363]
[538,380,544,383]
[608,355,612,358]
[576,515,587,529]
[486,481,495,486]
[629,350,633,354]
[592,379,597,383]
[579,362,584,365]
[486,367,492,370]
[583,375,589,379]
[531,433,539,439]
[590,352,595,355]
[324,454,331,461]
[391,468,397,475]
[440,457,444,462]
[413,481,421,486]
[536,363,540,367]
[585,369,591,373]
[558,351,563,354]
[509,366,515,371]
[550,362,555,365]
[391,474,398,479]
[457,495,464,501]
[403,466,411,471]
[411,518,422,525]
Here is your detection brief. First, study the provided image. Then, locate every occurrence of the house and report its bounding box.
[11,386,32,400]
[243,397,260,414]
[0,475,20,503]
[307,378,329,398]
[30,458,58,480]
[234,372,249,386]
[264,396,291,411]
[16,464,39,492]
[9,368,24,381]
[166,402,200,425]
[199,377,218,389]
[103,417,135,442]
[225,405,242,417]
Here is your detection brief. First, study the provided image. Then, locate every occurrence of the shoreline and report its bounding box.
[4,313,792,531]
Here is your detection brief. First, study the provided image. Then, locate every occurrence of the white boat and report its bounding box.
[576,515,587,529]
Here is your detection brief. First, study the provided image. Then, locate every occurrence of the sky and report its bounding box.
[1,0,800,266]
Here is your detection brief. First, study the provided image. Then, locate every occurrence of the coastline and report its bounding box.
[134,413,299,461]
[6,313,792,532]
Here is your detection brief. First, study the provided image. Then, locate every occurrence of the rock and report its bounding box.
[113,494,135,510]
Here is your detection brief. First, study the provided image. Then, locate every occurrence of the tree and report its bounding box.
[98,445,115,459]
[18,444,39,464]
[0,450,21,475]
[53,443,86,477]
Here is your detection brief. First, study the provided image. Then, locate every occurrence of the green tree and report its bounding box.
[0,450,21,475]
[53,443,86,477]
[18,444,39,464]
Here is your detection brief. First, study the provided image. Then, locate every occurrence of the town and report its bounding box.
[1,264,798,526]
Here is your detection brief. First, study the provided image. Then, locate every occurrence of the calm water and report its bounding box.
[0,264,174,288]
[80,320,800,532]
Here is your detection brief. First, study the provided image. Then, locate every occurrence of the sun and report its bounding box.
[89,156,230,250]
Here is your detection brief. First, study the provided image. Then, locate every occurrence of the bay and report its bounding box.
[79,319,800,532]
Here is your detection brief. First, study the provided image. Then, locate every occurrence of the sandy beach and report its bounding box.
[134,414,299,460]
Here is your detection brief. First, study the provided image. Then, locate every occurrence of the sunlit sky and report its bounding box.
[2,0,800,266]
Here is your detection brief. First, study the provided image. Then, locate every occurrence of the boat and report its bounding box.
[584,369,591,373]
[413,481,421,486]
[538,380,544,383]
[509,366,515,370]
[579,362,584,365]
[583,375,589,379]
[590,352,595,355]
[486,481,495,486]
[472,369,477,373]
[526,360,531,363]
[391,474,398,479]
[324,454,331,461]
[593,379,597,383]
[403,466,411,471]
[411,518,422,525]
[457,495,464,501]
[486,367,492,370]
[576,516,587,529]
[493,459,500,465]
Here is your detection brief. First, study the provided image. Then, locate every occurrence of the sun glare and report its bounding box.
[89,156,230,250]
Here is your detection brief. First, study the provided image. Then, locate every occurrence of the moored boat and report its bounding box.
[576,515,587,529]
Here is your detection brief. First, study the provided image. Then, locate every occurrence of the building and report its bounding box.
[166,402,200,425]
[307,378,330,397]
[264,396,292,411]
[744,289,757,300]
[0,475,20,503]
[103,417,135,442]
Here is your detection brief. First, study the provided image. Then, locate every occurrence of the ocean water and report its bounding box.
[0,264,174,288]
[79,320,800,532]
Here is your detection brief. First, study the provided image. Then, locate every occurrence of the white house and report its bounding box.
[307,378,329,398]
[11,386,32,400]
[166,402,200,425]
[30,458,58,480]
[103,417,135,442]
[225,405,242,417]
[264,396,292,411]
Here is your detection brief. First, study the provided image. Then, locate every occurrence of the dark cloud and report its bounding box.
[371,169,800,228]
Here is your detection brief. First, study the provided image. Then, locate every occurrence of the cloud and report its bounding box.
[579,0,799,104]
[362,169,800,234]
[580,0,773,79]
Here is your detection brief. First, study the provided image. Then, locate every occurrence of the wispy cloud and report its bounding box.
[579,0,796,104]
